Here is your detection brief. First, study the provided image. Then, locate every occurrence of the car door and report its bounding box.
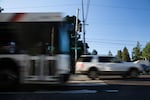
[97,57,127,72]
[97,56,113,71]
[108,57,127,72]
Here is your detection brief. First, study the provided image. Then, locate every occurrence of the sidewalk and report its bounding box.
[67,74,107,86]
[69,75,90,81]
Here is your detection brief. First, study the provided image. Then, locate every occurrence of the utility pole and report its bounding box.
[75,8,79,62]
[82,0,87,54]
[0,7,4,13]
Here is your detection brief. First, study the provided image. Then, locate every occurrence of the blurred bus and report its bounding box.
[0,13,71,88]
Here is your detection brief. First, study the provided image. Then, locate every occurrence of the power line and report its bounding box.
[3,4,80,10]
[86,38,149,43]
[85,0,90,22]
[87,41,136,46]
[3,3,150,11]
[87,39,148,47]
[86,21,149,25]
[81,0,91,54]
[90,4,150,11]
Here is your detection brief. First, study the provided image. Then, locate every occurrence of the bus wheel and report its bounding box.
[60,74,70,83]
[0,69,18,88]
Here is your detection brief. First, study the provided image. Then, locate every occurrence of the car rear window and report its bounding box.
[77,57,92,62]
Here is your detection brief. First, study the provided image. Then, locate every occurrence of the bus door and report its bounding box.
[20,23,69,83]
[23,25,59,83]
[23,55,58,83]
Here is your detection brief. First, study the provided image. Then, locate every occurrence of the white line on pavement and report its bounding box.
[34,89,98,94]
[0,90,98,94]
[67,80,108,86]
[103,90,119,93]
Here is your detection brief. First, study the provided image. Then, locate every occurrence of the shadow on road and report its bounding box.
[103,84,150,100]
[99,75,150,81]
[0,75,150,92]
[0,84,69,92]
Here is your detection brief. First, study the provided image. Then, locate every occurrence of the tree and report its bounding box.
[108,50,113,56]
[0,7,4,13]
[122,47,131,62]
[132,41,142,61]
[117,50,122,59]
[142,42,150,60]
[92,49,98,55]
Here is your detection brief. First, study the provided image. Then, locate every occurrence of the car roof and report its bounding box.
[80,55,114,58]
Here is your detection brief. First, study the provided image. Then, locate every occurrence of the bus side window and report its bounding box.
[59,25,69,54]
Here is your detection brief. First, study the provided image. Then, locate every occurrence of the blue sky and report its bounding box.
[1,0,150,56]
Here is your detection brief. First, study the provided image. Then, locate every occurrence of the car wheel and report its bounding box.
[121,74,128,78]
[129,69,139,78]
[88,69,98,80]
[0,69,19,88]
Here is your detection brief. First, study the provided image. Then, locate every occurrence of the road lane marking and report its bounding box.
[66,83,107,86]
[67,80,108,86]
[0,90,98,94]
[103,90,119,93]
[68,80,105,83]
[34,89,98,94]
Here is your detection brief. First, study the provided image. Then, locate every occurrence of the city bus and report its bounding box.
[0,13,71,88]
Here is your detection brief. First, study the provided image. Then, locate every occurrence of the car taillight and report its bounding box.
[77,62,84,69]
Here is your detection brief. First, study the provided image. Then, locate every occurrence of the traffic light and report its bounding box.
[77,33,81,40]
[78,23,82,32]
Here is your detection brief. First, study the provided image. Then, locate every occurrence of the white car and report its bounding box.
[75,55,143,80]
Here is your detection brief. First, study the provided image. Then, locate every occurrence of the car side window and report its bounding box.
[98,57,113,62]
[78,57,92,62]
[111,57,122,63]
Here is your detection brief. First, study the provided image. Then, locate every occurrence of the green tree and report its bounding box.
[142,42,150,60]
[108,50,113,56]
[117,50,122,59]
[132,41,142,61]
[92,49,98,55]
[122,47,131,62]
[0,7,4,13]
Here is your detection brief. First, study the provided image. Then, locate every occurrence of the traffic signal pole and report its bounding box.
[75,8,79,62]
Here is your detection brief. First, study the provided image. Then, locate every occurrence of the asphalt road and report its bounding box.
[0,75,150,100]
[100,75,150,86]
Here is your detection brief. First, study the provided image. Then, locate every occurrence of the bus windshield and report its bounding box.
[0,22,69,55]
